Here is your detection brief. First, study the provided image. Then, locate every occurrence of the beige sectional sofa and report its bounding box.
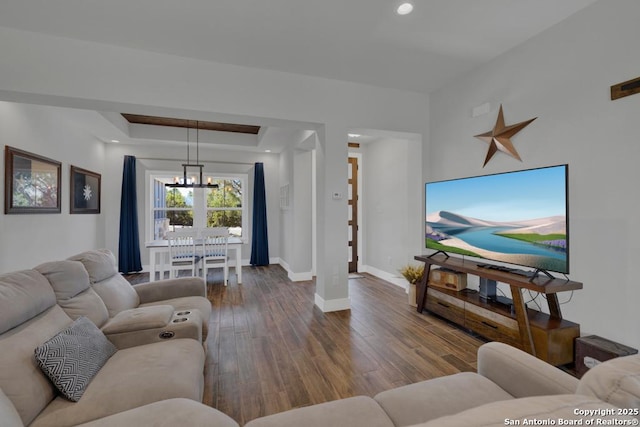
[245,342,640,427]
[1,249,639,426]
[0,249,239,427]
[0,267,234,427]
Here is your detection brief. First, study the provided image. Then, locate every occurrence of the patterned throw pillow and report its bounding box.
[34,316,117,401]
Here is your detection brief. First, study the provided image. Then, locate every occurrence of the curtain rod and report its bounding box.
[135,157,255,166]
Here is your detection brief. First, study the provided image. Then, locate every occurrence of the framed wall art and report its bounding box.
[70,165,101,214]
[4,145,62,214]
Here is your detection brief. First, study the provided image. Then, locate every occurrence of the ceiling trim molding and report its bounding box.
[122,113,260,134]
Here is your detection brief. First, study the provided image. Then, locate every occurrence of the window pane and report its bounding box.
[206,179,242,208]
[166,188,194,208]
[153,210,194,239]
[162,210,194,227]
[207,210,242,236]
[153,179,166,209]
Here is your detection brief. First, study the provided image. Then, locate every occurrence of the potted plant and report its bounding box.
[399,263,424,307]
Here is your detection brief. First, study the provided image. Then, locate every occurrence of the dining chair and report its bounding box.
[166,229,201,278]
[200,227,230,286]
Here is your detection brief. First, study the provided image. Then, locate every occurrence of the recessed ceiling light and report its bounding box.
[110,139,120,143]
[348,133,361,138]
[265,150,272,153]
[396,2,414,15]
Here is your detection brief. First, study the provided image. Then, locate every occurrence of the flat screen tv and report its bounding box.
[425,164,569,275]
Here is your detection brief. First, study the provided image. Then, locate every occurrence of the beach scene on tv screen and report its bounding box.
[425,166,568,273]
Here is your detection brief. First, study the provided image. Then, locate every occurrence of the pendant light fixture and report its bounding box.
[165,121,219,189]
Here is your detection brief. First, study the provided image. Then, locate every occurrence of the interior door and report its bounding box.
[348,156,358,273]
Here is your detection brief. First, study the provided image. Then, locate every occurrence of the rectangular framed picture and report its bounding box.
[4,145,62,214]
[70,165,101,214]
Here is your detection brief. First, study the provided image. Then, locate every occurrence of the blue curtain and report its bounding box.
[118,155,142,273]
[250,162,270,266]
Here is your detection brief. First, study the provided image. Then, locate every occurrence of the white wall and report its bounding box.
[278,146,294,270]
[428,0,640,349]
[0,103,105,271]
[278,137,314,280]
[291,149,313,276]
[362,137,423,284]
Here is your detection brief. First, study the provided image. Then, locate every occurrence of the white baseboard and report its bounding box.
[278,258,290,271]
[289,271,313,281]
[278,258,313,282]
[361,264,408,292]
[314,294,351,312]
[239,257,277,266]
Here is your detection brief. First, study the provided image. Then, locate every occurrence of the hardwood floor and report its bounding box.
[127,266,484,425]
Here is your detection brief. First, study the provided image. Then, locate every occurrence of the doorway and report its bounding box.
[348,155,359,273]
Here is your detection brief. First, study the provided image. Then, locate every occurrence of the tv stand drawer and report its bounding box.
[425,288,464,325]
[464,303,520,344]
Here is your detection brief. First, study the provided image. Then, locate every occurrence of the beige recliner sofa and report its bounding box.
[0,267,238,427]
[67,249,212,338]
[34,249,211,348]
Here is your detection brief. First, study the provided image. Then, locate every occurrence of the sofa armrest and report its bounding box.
[102,305,174,335]
[102,306,202,349]
[133,277,206,304]
[477,342,579,398]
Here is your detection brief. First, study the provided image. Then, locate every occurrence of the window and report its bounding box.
[149,173,247,241]
[205,179,243,236]
[165,186,194,227]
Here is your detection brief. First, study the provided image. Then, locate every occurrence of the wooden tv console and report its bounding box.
[414,254,583,366]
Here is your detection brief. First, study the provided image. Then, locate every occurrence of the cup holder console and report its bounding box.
[159,331,175,339]
[165,309,202,342]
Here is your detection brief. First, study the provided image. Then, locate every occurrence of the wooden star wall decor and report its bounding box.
[474,104,537,167]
